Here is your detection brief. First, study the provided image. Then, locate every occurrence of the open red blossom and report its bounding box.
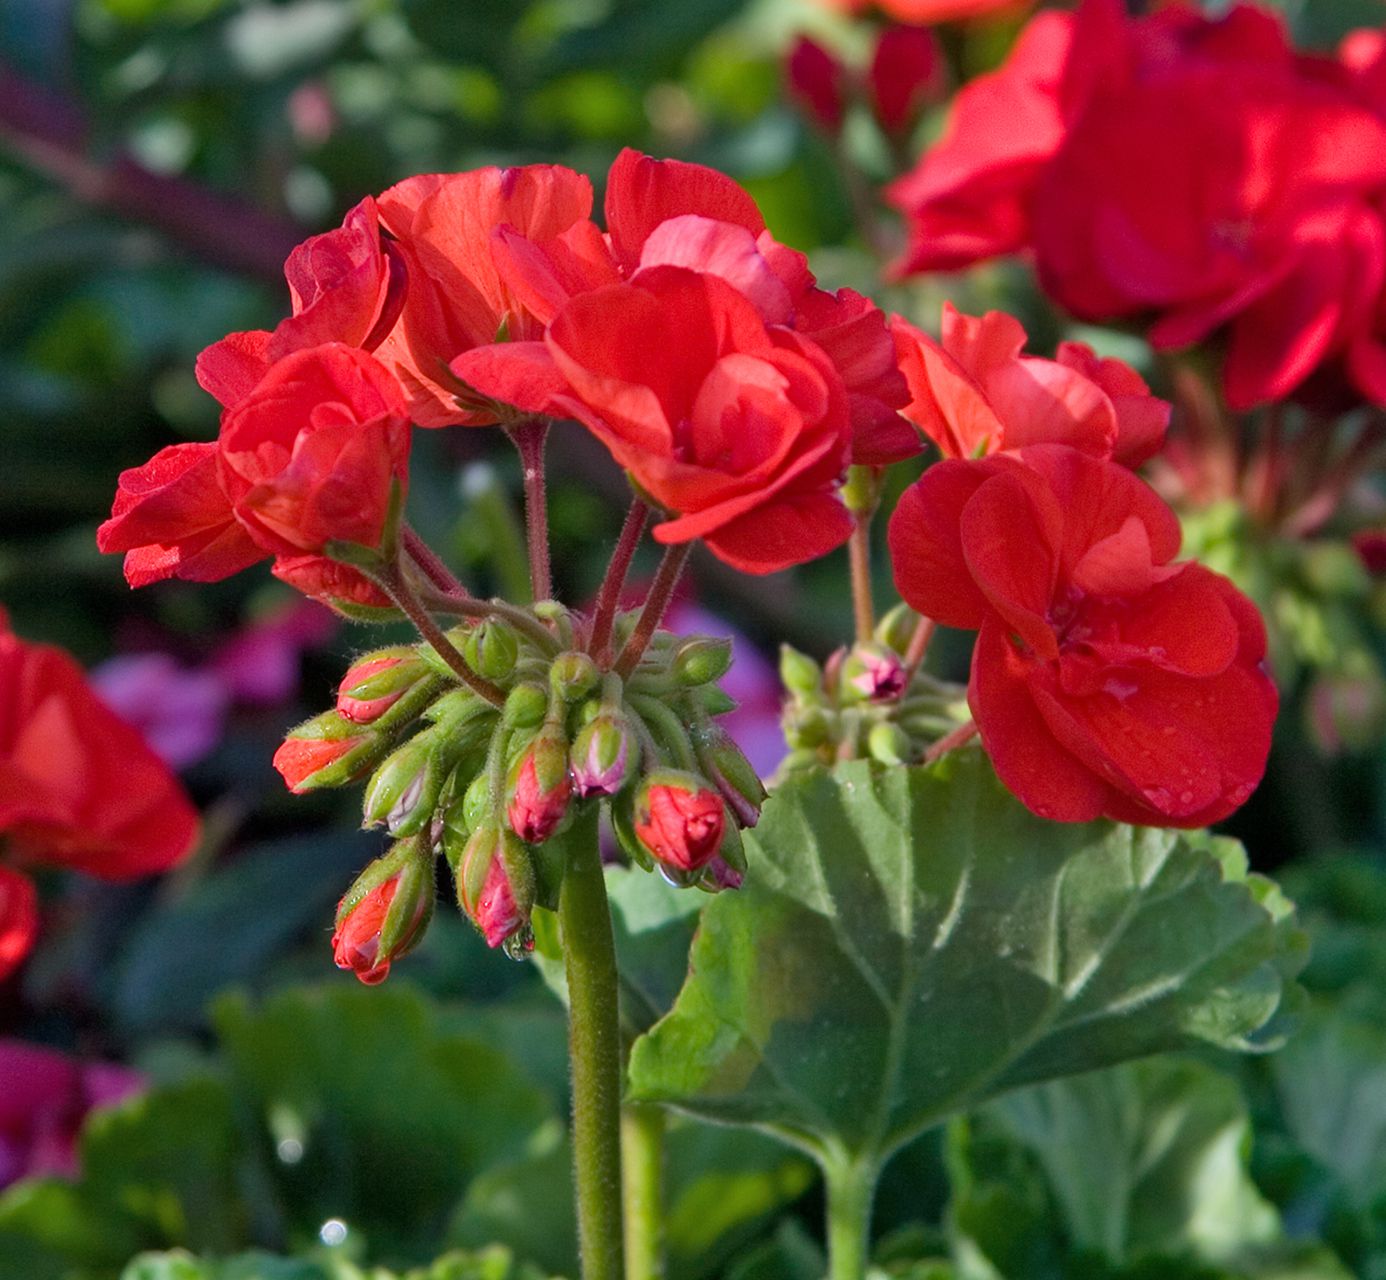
[888,446,1276,826]
[892,304,1168,465]
[196,197,406,411]
[458,268,855,574]
[97,442,266,587]
[486,148,915,464]
[371,164,603,426]
[0,619,200,977]
[217,344,410,557]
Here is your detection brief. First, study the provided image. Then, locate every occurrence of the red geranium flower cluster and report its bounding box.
[100,151,914,586]
[887,311,1276,826]
[889,0,1386,410]
[0,616,199,980]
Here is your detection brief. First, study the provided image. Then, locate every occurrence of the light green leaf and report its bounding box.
[629,756,1303,1165]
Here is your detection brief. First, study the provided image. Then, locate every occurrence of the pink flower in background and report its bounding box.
[91,654,230,769]
[0,1041,144,1188]
[211,599,337,706]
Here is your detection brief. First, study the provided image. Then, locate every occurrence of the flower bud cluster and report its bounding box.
[778,605,969,777]
[278,608,766,979]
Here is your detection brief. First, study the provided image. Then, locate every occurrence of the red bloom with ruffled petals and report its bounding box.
[892,304,1167,465]
[487,148,915,464]
[888,446,1276,826]
[217,344,410,557]
[459,268,855,574]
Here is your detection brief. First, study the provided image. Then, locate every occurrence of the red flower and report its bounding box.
[460,268,855,573]
[887,9,1076,274]
[1032,65,1386,409]
[892,304,1168,465]
[196,198,406,412]
[0,620,200,977]
[97,443,265,587]
[484,148,914,464]
[217,344,410,556]
[819,0,1029,23]
[374,164,603,426]
[888,445,1276,826]
[633,772,726,872]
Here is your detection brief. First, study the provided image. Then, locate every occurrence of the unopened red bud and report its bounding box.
[338,647,428,724]
[507,727,572,843]
[273,711,383,793]
[463,620,520,681]
[672,637,733,687]
[570,712,636,798]
[786,34,847,134]
[841,644,907,704]
[332,841,434,985]
[457,824,535,948]
[868,25,945,136]
[691,721,765,827]
[633,770,726,874]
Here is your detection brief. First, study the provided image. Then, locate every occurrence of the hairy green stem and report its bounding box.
[414,584,561,655]
[560,806,626,1280]
[621,1104,666,1280]
[823,1155,877,1280]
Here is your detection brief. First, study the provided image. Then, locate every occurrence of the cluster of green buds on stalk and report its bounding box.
[778,605,970,776]
[273,606,765,983]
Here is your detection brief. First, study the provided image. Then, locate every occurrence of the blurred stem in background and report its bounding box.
[621,1103,667,1280]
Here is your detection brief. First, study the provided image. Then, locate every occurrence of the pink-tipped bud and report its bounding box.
[841,644,907,704]
[868,26,945,136]
[692,721,766,828]
[337,648,426,724]
[332,842,434,985]
[633,770,726,874]
[786,35,848,134]
[570,713,635,799]
[458,824,535,948]
[507,727,572,844]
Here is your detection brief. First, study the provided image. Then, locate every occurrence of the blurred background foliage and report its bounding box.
[3,0,1386,1276]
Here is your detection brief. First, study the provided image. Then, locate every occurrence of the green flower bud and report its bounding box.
[783,705,832,750]
[867,721,912,766]
[691,721,765,827]
[779,644,823,698]
[672,637,733,687]
[362,731,448,836]
[504,681,549,730]
[840,643,907,704]
[874,603,921,655]
[463,619,520,680]
[550,651,600,703]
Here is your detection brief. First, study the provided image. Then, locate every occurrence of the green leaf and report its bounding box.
[988,1058,1279,1260]
[213,985,555,1261]
[629,757,1303,1165]
[116,1246,555,1280]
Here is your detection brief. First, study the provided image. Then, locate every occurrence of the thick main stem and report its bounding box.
[614,543,691,678]
[590,500,650,664]
[823,1155,876,1280]
[510,418,553,603]
[560,808,626,1280]
[621,1104,666,1280]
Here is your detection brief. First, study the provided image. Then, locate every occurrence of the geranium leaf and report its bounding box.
[628,755,1304,1166]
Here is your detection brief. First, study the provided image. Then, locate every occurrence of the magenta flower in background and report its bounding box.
[211,599,336,706]
[0,1041,144,1188]
[91,653,230,769]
